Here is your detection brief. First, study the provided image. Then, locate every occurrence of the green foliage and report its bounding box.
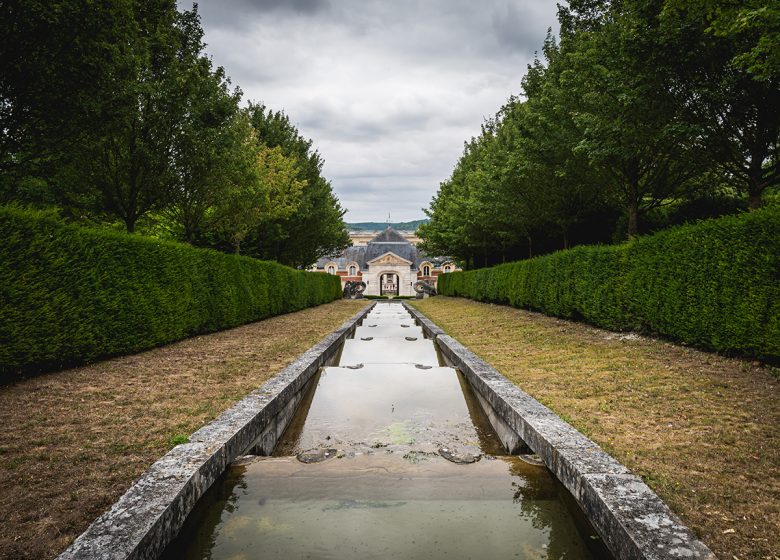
[439,209,780,360]
[0,206,341,378]
[666,0,780,81]
[168,434,190,446]
[238,103,350,268]
[1,2,348,267]
[422,0,779,263]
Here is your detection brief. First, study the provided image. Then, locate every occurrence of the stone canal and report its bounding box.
[164,303,609,559]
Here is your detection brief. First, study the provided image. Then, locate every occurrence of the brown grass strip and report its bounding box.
[0,300,368,560]
[413,297,779,560]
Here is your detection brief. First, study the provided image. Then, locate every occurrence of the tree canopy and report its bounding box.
[420,0,779,267]
[0,0,349,266]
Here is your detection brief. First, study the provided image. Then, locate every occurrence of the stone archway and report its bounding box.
[380,272,399,296]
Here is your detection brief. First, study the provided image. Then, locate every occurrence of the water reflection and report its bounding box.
[164,304,607,560]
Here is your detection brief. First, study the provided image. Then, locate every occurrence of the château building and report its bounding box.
[313,227,460,296]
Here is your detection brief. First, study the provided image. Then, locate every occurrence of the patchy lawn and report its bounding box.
[0,300,368,560]
[413,297,779,560]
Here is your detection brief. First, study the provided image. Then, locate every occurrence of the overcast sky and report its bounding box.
[184,0,560,222]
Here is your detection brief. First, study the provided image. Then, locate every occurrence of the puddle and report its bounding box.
[164,303,610,560]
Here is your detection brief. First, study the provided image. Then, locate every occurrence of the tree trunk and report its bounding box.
[747,140,767,210]
[527,236,533,259]
[627,203,639,239]
[125,216,136,233]
[563,232,569,250]
[748,193,763,209]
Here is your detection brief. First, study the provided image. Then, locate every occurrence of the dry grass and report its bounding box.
[0,300,368,560]
[413,297,779,560]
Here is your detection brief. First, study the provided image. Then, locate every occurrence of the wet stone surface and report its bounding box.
[296,448,338,463]
[438,446,480,464]
[518,453,547,467]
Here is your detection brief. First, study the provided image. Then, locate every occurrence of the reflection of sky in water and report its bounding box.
[339,339,439,366]
[301,365,474,448]
[162,304,603,560]
[165,455,597,560]
[354,324,424,338]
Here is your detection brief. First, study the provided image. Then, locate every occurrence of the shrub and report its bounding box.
[438,208,780,361]
[0,206,342,378]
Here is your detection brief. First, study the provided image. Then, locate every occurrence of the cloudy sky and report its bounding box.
[186,0,560,222]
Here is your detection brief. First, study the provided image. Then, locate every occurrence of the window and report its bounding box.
[443,264,452,273]
[349,265,357,276]
[422,265,430,276]
[327,265,336,275]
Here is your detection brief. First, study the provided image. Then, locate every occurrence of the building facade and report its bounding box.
[313,227,459,296]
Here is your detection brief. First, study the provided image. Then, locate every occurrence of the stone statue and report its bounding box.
[342,281,367,299]
[413,280,437,297]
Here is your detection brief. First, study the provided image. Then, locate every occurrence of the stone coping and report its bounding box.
[57,303,374,560]
[403,302,716,560]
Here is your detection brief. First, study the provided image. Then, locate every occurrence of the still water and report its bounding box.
[164,303,608,560]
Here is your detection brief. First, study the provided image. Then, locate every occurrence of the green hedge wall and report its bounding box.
[0,206,342,378]
[438,207,780,360]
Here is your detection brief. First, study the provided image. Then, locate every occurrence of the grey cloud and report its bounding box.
[492,4,547,54]
[189,0,559,221]
[181,0,330,31]
[252,0,330,13]
[295,102,439,142]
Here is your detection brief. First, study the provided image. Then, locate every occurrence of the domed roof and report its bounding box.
[368,226,408,244]
[365,227,418,263]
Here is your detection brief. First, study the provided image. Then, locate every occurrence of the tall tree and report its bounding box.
[243,103,350,267]
[164,62,244,243]
[519,35,609,248]
[83,3,219,233]
[212,143,305,254]
[559,0,706,237]
[663,0,780,209]
[0,0,137,203]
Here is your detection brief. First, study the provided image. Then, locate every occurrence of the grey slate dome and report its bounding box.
[364,227,420,264]
[369,227,409,244]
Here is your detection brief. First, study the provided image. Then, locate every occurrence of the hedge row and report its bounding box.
[0,206,342,378]
[438,207,780,361]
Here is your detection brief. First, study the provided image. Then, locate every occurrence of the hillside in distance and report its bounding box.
[347,219,428,231]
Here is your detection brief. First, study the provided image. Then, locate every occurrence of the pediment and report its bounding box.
[367,251,413,266]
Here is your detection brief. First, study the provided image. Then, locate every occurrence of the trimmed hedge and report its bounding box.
[439,207,780,361]
[0,206,342,377]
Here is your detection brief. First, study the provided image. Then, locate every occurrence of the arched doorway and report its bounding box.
[380,273,399,296]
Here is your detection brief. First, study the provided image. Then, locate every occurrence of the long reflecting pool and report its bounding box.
[164,303,610,560]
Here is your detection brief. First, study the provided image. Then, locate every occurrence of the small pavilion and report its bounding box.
[313,227,459,296]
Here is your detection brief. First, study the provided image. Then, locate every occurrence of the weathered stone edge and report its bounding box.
[403,302,716,560]
[57,303,374,560]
